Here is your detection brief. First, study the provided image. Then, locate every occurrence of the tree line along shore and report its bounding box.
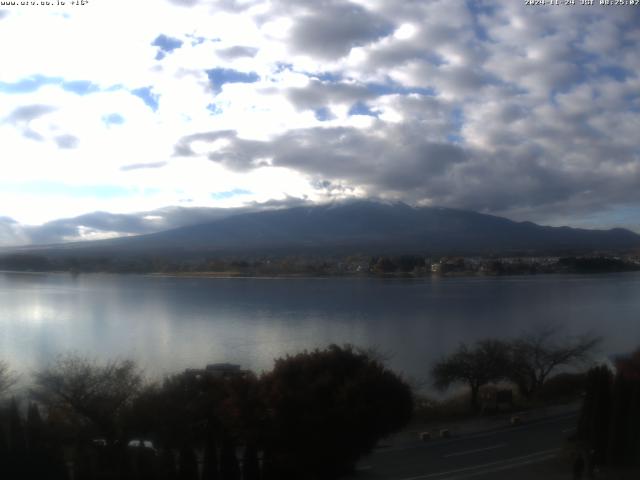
[1,252,639,276]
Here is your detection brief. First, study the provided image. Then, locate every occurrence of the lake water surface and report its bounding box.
[1,271,639,384]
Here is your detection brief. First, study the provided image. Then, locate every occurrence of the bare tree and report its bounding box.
[432,339,511,412]
[32,354,143,439]
[508,327,601,399]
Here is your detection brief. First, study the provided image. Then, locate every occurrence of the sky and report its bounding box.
[0,0,639,245]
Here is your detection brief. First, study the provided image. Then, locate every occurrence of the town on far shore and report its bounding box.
[1,251,640,277]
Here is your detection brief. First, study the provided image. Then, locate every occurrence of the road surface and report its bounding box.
[348,411,578,479]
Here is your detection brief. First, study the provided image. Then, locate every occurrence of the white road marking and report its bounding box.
[398,448,560,480]
[377,412,578,454]
[444,443,506,458]
[442,453,558,479]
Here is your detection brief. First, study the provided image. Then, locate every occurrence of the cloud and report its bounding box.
[286,79,374,111]
[5,104,57,123]
[198,122,468,196]
[0,216,28,247]
[216,45,259,59]
[120,161,168,171]
[166,0,260,10]
[1,205,278,246]
[168,0,200,5]
[1,0,639,235]
[54,134,79,149]
[4,104,57,142]
[282,0,394,59]
[173,130,236,157]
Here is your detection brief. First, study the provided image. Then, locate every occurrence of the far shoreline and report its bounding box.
[2,267,640,281]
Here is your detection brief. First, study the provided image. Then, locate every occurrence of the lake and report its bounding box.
[1,271,639,385]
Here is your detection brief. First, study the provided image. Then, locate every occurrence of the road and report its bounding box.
[348,412,578,479]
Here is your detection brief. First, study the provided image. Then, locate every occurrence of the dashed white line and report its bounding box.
[398,448,560,480]
[444,443,506,458]
[377,412,578,454]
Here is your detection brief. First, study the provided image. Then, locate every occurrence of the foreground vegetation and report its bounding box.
[576,351,640,470]
[0,345,413,480]
[427,330,640,473]
[430,328,600,412]
[1,330,637,479]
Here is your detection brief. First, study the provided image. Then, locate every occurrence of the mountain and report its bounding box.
[11,200,640,258]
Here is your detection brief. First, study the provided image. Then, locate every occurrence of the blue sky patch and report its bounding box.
[313,71,343,83]
[103,113,125,126]
[153,34,183,60]
[446,107,465,144]
[187,34,207,46]
[132,87,159,111]
[348,102,377,117]
[153,34,183,53]
[597,65,630,82]
[466,0,491,41]
[0,75,61,93]
[366,82,436,97]
[0,75,101,95]
[314,107,334,121]
[206,68,260,94]
[275,62,294,73]
[211,188,252,200]
[207,103,223,115]
[62,80,101,95]
[3,182,133,198]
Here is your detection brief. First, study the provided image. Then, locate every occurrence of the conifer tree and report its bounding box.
[178,444,198,480]
[202,436,220,480]
[8,398,26,453]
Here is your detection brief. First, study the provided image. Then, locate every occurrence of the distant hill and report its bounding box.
[9,200,640,259]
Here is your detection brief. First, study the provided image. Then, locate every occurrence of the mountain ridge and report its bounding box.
[6,200,639,258]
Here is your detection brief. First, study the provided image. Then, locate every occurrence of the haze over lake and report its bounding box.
[1,271,639,384]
